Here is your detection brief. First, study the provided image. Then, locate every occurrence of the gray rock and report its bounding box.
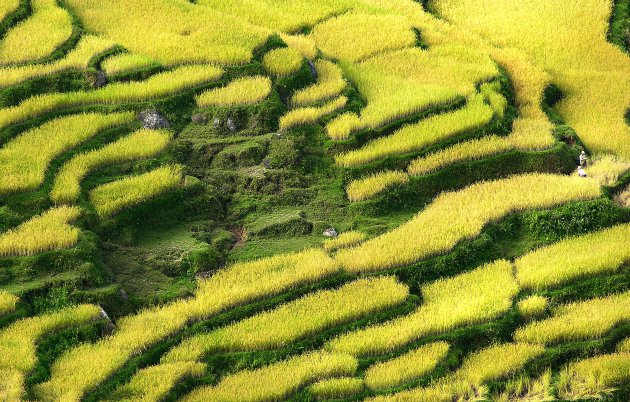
[226,117,237,131]
[191,113,207,124]
[93,71,108,88]
[307,60,318,79]
[213,118,221,129]
[119,288,128,301]
[262,157,271,169]
[323,228,338,237]
[138,110,170,129]
[98,307,116,336]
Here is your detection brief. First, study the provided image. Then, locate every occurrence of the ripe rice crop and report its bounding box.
[279,34,318,60]
[101,53,157,75]
[63,0,266,66]
[309,377,364,399]
[326,260,518,356]
[0,35,115,89]
[0,112,135,194]
[0,367,22,401]
[181,351,357,401]
[585,154,630,186]
[162,276,408,362]
[291,60,346,107]
[335,94,494,167]
[557,353,630,400]
[0,291,18,316]
[0,206,81,256]
[371,343,544,402]
[516,295,548,319]
[0,0,18,23]
[336,174,600,273]
[479,81,507,118]
[323,231,367,252]
[112,362,205,402]
[0,0,72,65]
[496,369,553,402]
[618,337,630,352]
[263,47,303,76]
[89,165,182,217]
[35,249,339,400]
[51,129,171,204]
[505,118,555,150]
[279,96,347,131]
[514,291,630,345]
[326,112,364,140]
[310,12,416,62]
[195,76,272,107]
[0,65,223,130]
[515,223,630,290]
[0,304,100,400]
[364,341,450,390]
[346,171,409,202]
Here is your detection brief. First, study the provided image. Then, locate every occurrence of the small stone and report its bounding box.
[138,110,170,129]
[262,157,271,169]
[213,118,221,128]
[323,228,338,237]
[98,307,116,336]
[273,133,284,139]
[93,71,108,88]
[226,117,237,131]
[191,113,207,124]
[119,288,128,301]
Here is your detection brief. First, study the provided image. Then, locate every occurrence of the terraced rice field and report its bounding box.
[0,0,629,401]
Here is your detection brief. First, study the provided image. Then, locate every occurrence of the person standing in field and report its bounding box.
[579,151,588,168]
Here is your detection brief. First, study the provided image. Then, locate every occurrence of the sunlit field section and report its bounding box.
[291,60,346,107]
[51,129,171,204]
[365,341,450,390]
[63,0,266,65]
[431,0,630,158]
[0,112,134,194]
[310,377,364,400]
[0,35,115,88]
[89,166,182,217]
[323,231,367,252]
[335,94,494,167]
[0,206,81,257]
[515,223,630,290]
[263,47,303,76]
[0,0,18,23]
[181,351,357,401]
[371,343,544,402]
[35,249,339,400]
[163,277,408,362]
[0,65,223,130]
[515,291,630,345]
[336,174,600,273]
[195,76,272,107]
[516,295,548,319]
[0,305,100,401]
[326,260,518,356]
[280,96,347,131]
[0,292,18,316]
[558,353,630,400]
[101,53,157,75]
[0,0,72,65]
[346,171,409,202]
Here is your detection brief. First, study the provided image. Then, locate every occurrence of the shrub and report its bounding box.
[365,341,450,390]
[195,76,272,107]
[263,47,303,76]
[266,138,299,168]
[346,171,409,202]
[0,112,135,194]
[0,206,82,256]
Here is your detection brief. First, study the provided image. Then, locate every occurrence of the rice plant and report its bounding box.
[0,112,135,194]
[291,60,346,106]
[0,304,101,400]
[326,260,518,356]
[101,53,157,75]
[195,76,272,107]
[309,377,364,400]
[111,362,205,402]
[0,65,223,130]
[514,291,630,345]
[0,0,72,65]
[0,206,82,257]
[515,223,630,290]
[496,369,554,402]
[89,165,182,217]
[180,352,357,401]
[36,249,339,401]
[617,337,630,352]
[0,0,19,23]
[335,94,494,167]
[279,96,347,131]
[279,34,318,59]
[346,171,409,202]
[336,174,600,273]
[557,353,630,400]
[479,81,508,117]
[0,291,18,316]
[323,231,367,252]
[51,129,171,204]
[364,341,450,390]
[516,295,548,319]
[263,47,303,76]
[326,112,364,140]
[585,154,630,185]
[0,35,115,89]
